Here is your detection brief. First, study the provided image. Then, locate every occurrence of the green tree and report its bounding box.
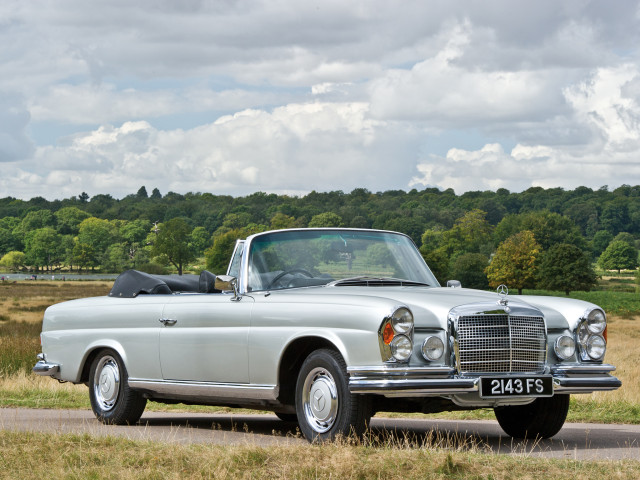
[591,230,613,258]
[0,251,25,271]
[601,198,630,235]
[308,212,343,228]
[486,231,541,294]
[270,212,297,230]
[151,218,195,275]
[442,209,493,255]
[119,219,152,267]
[598,240,639,273]
[494,211,585,250]
[450,253,489,290]
[136,186,148,198]
[13,209,54,238]
[54,207,91,235]
[0,217,21,255]
[75,217,118,269]
[190,226,211,255]
[537,244,598,295]
[24,227,62,271]
[612,232,636,248]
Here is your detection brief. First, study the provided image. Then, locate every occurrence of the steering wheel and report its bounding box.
[267,269,314,289]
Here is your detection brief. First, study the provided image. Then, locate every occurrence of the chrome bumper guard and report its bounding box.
[348,364,621,396]
[32,354,60,377]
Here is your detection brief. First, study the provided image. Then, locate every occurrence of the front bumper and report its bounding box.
[348,364,621,397]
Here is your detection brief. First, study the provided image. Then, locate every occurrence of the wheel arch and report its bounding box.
[277,336,344,407]
[79,341,128,383]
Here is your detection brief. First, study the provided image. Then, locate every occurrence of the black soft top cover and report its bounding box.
[109,270,218,297]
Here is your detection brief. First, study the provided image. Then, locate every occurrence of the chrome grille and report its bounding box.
[456,314,546,374]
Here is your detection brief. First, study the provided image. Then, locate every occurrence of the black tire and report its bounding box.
[494,394,570,439]
[274,412,298,423]
[88,349,147,425]
[295,349,371,442]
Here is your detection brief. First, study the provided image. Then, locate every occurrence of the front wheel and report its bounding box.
[494,394,570,439]
[89,349,147,425]
[295,349,371,442]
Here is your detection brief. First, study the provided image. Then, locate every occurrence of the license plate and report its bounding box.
[479,376,553,398]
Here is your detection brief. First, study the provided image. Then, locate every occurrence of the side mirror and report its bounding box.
[446,280,462,288]
[215,275,241,301]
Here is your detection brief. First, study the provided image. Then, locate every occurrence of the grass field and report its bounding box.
[1,279,639,478]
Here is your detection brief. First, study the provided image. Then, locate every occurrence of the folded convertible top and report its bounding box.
[109,270,210,297]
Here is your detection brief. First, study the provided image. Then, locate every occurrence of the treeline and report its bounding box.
[0,185,639,292]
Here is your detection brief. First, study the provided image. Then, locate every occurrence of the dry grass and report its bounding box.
[1,429,640,479]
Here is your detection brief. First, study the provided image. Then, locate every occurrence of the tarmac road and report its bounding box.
[1,407,639,461]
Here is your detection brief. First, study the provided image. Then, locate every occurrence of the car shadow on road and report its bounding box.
[134,413,640,458]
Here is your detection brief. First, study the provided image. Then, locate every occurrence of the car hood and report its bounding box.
[266,286,596,330]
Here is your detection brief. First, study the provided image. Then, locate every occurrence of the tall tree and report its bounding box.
[486,230,541,294]
[151,218,195,275]
[450,253,490,289]
[598,240,639,273]
[537,244,598,295]
[24,227,62,271]
[54,207,91,235]
[75,217,118,269]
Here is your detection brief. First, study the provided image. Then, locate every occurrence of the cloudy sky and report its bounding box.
[1,0,640,200]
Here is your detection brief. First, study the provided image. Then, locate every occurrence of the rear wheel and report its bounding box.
[494,394,570,439]
[295,349,371,442]
[89,349,147,425]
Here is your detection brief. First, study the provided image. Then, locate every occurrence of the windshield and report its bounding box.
[246,229,439,292]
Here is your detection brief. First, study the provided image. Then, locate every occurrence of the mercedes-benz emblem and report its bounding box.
[497,284,509,307]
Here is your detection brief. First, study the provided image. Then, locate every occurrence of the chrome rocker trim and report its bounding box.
[128,379,279,401]
[348,365,621,396]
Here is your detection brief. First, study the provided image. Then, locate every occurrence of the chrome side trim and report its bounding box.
[128,379,279,401]
[32,360,60,376]
[348,366,455,377]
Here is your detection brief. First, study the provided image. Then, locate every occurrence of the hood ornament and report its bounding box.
[497,284,510,312]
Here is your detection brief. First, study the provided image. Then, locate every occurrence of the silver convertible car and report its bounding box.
[34,228,621,442]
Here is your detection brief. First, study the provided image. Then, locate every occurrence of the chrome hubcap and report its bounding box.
[302,367,338,433]
[93,356,120,411]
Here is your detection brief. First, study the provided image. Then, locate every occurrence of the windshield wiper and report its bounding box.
[327,276,430,287]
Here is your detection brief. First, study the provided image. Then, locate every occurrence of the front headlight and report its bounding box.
[378,306,414,363]
[422,336,444,361]
[586,335,606,360]
[390,335,413,361]
[554,335,576,360]
[585,308,606,334]
[576,307,607,362]
[391,308,413,334]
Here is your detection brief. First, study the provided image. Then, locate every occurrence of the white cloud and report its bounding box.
[11,102,421,199]
[411,64,640,192]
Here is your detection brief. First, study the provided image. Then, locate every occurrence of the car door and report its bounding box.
[159,293,254,383]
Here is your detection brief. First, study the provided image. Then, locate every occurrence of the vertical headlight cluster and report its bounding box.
[379,307,414,362]
[576,308,607,361]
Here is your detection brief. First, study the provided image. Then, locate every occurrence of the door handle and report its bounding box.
[159,318,177,326]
